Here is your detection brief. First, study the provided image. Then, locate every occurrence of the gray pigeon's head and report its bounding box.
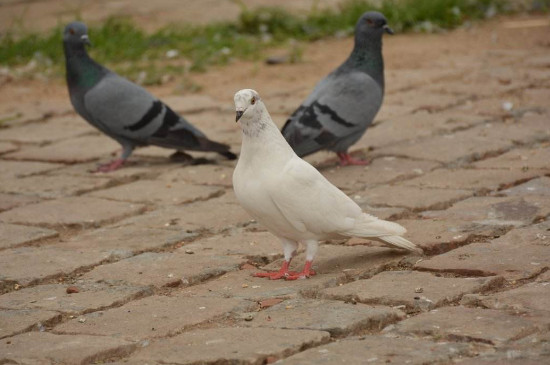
[234,89,262,123]
[355,12,393,38]
[63,21,91,46]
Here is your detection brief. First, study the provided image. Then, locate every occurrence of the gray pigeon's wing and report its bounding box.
[83,73,166,142]
[84,73,235,156]
[282,71,383,156]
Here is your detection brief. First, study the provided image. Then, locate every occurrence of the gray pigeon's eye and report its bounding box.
[69,28,75,35]
[366,18,374,26]
[251,97,256,105]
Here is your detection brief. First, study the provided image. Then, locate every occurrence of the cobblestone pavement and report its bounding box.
[1,15,550,365]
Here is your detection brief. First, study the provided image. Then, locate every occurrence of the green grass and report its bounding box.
[0,0,542,84]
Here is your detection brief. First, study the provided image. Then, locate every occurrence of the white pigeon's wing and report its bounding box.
[267,156,362,237]
[282,70,383,156]
[84,73,165,140]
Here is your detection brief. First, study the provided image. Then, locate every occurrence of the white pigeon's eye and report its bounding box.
[251,97,256,105]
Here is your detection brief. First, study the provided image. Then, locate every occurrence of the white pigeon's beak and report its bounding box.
[235,109,244,122]
[81,34,92,46]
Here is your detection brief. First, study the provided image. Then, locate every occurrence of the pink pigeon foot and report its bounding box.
[337,152,371,166]
[94,158,125,173]
[284,261,316,280]
[253,260,300,280]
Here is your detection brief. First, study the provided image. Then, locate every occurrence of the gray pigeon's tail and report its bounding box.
[197,137,237,160]
[342,213,422,254]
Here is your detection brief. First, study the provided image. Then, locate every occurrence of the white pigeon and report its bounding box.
[233,89,421,280]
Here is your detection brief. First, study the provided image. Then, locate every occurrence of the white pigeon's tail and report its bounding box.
[342,213,422,254]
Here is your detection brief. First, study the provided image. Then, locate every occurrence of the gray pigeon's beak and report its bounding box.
[236,110,244,122]
[81,34,92,46]
[383,25,394,35]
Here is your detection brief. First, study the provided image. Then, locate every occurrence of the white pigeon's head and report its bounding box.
[234,89,262,123]
[63,21,91,46]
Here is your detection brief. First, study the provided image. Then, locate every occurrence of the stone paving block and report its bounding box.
[358,184,471,211]
[536,270,550,283]
[404,167,540,193]
[82,249,244,288]
[120,191,252,232]
[54,159,172,179]
[320,156,440,191]
[385,306,539,345]
[281,335,474,365]
[246,298,404,336]
[67,223,193,259]
[473,145,550,171]
[520,88,550,109]
[0,160,62,179]
[0,174,112,198]
[456,355,546,365]
[88,179,223,205]
[182,268,343,301]
[4,134,119,163]
[385,68,460,94]
[0,141,18,154]
[55,295,246,340]
[0,98,72,127]
[185,228,282,261]
[0,280,152,314]
[421,196,550,227]
[0,332,137,364]
[394,219,506,255]
[380,124,513,163]
[126,327,330,364]
[0,115,94,143]
[0,193,40,212]
[322,271,503,312]
[159,163,235,187]
[358,111,486,150]
[0,196,145,228]
[415,221,550,280]
[162,94,220,114]
[462,281,550,314]
[132,145,179,158]
[500,176,550,197]
[0,223,58,249]
[0,308,62,339]
[385,89,465,111]
[375,102,415,120]
[0,243,113,288]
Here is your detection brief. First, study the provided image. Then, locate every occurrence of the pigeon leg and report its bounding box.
[337,152,371,166]
[94,143,133,173]
[253,238,298,280]
[285,240,318,280]
[253,260,293,280]
[284,260,316,280]
[95,158,125,172]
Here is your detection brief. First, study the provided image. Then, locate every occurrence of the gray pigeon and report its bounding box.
[63,21,236,172]
[282,11,393,166]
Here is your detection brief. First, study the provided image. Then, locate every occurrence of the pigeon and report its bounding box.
[282,11,393,166]
[233,89,421,280]
[62,21,236,172]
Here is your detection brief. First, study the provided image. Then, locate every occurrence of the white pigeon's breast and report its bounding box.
[233,166,307,240]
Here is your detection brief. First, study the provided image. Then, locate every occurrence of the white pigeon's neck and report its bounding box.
[239,102,295,164]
